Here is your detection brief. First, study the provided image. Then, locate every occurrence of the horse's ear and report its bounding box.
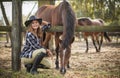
[98,19,104,24]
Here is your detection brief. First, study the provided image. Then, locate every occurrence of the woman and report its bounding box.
[21,15,53,75]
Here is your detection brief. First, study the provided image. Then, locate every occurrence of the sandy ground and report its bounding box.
[0,38,120,78]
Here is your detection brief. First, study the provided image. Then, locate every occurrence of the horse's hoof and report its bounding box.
[60,68,66,75]
[55,66,59,70]
[96,50,100,52]
[85,50,88,53]
[67,65,70,68]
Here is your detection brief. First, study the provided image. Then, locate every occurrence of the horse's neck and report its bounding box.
[51,5,63,25]
[92,20,103,26]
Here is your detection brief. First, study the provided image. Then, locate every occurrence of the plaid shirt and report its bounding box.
[21,32,43,58]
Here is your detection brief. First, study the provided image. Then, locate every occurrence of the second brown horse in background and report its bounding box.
[36,0,76,74]
[78,17,111,53]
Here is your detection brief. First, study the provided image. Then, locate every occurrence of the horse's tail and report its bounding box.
[104,32,111,42]
[61,0,76,48]
[98,19,111,42]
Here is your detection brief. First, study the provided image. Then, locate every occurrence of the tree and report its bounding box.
[69,0,120,24]
[38,0,55,7]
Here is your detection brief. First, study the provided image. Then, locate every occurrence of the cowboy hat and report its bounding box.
[25,15,42,27]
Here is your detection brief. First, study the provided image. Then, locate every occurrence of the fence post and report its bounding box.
[12,0,22,71]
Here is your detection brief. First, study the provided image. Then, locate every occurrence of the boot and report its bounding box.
[30,52,46,75]
[38,64,49,69]
[25,64,32,73]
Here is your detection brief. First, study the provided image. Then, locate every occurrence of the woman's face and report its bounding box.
[31,20,40,30]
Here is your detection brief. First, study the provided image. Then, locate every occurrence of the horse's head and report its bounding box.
[78,17,92,26]
[57,0,75,74]
[59,37,75,74]
[59,40,71,74]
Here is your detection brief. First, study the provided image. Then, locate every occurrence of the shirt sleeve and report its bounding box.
[26,32,42,49]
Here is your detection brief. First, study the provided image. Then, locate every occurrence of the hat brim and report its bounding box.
[25,19,42,27]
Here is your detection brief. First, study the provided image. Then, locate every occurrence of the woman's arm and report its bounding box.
[41,21,51,31]
[41,21,49,26]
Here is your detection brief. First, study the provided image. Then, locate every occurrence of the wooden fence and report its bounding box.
[0,25,120,43]
[0,25,120,70]
[0,25,120,32]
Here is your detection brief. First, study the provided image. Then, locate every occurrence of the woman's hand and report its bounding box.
[46,49,53,57]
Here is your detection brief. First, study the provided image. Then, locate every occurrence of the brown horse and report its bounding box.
[36,0,76,74]
[77,17,111,53]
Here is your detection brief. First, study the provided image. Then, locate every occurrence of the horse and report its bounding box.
[36,0,76,74]
[77,17,111,53]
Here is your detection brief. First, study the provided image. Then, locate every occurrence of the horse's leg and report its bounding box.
[43,32,52,48]
[96,35,100,52]
[66,48,71,70]
[55,33,61,69]
[55,41,59,69]
[84,33,89,53]
[67,61,70,68]
[67,47,71,68]
[67,37,75,68]
[60,48,66,74]
[98,33,103,51]
[85,38,89,53]
[60,47,71,74]
[96,36,100,46]
[92,36,99,52]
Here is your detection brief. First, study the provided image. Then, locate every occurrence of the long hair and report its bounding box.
[60,0,76,48]
[27,23,42,38]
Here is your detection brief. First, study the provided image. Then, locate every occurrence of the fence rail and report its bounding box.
[0,25,120,32]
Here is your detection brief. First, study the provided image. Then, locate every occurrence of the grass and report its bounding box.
[0,67,120,78]
[0,68,63,78]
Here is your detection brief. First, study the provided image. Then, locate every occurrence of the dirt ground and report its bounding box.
[0,38,120,78]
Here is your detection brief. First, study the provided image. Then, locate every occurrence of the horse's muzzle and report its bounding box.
[60,68,66,74]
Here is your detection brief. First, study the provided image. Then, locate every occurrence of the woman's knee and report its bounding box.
[21,58,33,64]
[32,48,46,57]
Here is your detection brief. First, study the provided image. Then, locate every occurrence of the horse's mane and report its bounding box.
[60,0,76,48]
[97,19,104,24]
[78,17,91,20]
